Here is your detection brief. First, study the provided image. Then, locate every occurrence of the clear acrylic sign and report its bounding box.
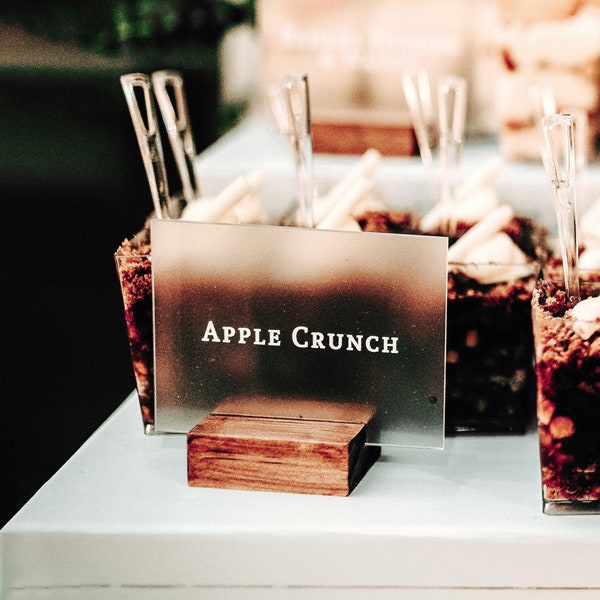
[152,219,447,448]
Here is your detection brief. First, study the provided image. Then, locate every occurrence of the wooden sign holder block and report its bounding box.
[187,400,381,496]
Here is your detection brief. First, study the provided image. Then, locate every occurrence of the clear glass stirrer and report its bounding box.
[152,70,201,204]
[401,68,436,171]
[120,72,172,219]
[267,73,315,228]
[542,113,580,302]
[437,75,467,238]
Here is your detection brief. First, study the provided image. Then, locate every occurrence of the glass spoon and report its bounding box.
[120,72,173,219]
[152,70,201,204]
[542,113,580,302]
[437,75,467,238]
[267,72,315,228]
[402,67,436,170]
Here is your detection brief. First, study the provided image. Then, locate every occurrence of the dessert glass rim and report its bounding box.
[448,259,541,282]
[540,267,600,281]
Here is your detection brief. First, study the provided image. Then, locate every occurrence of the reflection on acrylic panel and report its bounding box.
[152,220,447,448]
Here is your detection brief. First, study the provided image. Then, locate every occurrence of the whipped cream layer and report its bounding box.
[446,202,534,284]
[572,296,600,340]
[502,6,600,69]
[453,232,533,285]
[418,156,535,285]
[420,157,504,233]
[580,246,600,271]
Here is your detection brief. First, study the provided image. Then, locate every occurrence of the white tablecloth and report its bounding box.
[2,392,600,599]
[4,118,600,599]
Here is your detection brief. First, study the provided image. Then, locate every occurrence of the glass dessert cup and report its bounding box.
[114,250,155,434]
[357,209,548,435]
[446,260,541,435]
[532,276,600,514]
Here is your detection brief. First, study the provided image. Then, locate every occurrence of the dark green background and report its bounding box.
[0,1,254,527]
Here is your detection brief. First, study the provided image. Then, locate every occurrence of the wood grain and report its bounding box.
[312,121,416,156]
[187,414,380,496]
[213,396,376,424]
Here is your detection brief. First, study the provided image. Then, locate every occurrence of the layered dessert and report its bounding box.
[117,151,547,436]
[115,222,154,432]
[532,279,600,513]
[357,161,548,434]
[496,1,600,161]
[115,172,267,433]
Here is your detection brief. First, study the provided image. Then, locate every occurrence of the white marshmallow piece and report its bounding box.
[447,204,514,263]
[313,148,382,224]
[317,177,373,231]
[579,246,600,271]
[457,232,532,284]
[572,296,600,340]
[420,157,503,233]
[181,169,266,223]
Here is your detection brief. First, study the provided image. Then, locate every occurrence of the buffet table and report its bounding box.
[3,116,600,598]
[193,112,600,233]
[2,392,600,599]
